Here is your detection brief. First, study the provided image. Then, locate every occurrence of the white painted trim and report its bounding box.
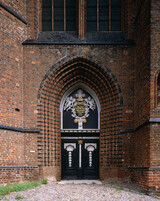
[79,144,82,168]
[60,83,101,130]
[61,137,99,139]
[61,129,100,133]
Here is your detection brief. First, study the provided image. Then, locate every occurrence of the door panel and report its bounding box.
[83,142,99,179]
[62,139,99,179]
[62,142,78,179]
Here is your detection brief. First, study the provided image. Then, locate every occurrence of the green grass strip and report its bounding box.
[0,182,42,196]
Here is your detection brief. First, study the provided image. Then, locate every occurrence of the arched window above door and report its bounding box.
[60,84,100,131]
[87,0,121,32]
[42,0,76,31]
[42,0,121,33]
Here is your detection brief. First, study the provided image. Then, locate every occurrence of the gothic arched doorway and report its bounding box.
[60,84,100,179]
[37,57,122,181]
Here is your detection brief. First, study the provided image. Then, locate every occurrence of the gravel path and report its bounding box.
[2,181,160,201]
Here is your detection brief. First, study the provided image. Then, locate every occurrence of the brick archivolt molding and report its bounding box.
[37,56,123,168]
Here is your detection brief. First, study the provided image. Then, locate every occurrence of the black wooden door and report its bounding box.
[62,139,99,179]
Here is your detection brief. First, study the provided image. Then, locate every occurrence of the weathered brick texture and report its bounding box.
[150,0,160,114]
[0,3,27,127]
[134,0,150,128]
[22,45,135,180]
[0,167,39,185]
[26,0,39,39]
[0,130,38,167]
[0,0,26,17]
[0,0,160,194]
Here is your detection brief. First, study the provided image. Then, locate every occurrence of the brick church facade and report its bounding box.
[0,0,160,194]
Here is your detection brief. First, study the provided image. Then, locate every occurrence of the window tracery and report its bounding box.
[42,0,121,33]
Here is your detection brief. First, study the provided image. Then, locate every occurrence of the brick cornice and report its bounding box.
[123,166,160,171]
[0,124,39,133]
[121,118,160,134]
[136,118,160,131]
[0,166,39,169]
[0,1,27,24]
[120,129,135,133]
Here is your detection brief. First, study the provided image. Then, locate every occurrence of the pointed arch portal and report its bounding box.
[60,84,100,179]
[37,57,123,180]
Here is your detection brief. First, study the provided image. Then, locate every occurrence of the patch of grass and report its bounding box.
[109,181,118,185]
[42,178,48,185]
[15,195,24,200]
[115,186,123,191]
[153,193,160,197]
[0,182,42,196]
[139,190,145,194]
[109,181,123,191]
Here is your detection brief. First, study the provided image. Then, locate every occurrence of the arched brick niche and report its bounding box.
[154,71,160,108]
[37,56,123,180]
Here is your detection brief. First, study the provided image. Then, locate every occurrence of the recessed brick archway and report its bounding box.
[37,56,123,180]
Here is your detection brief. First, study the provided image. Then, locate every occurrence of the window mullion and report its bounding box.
[64,0,66,31]
[52,0,54,31]
[97,0,99,31]
[109,0,111,31]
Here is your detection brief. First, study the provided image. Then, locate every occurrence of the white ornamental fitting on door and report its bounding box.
[64,143,76,168]
[64,143,76,151]
[85,143,97,167]
[85,143,97,150]
[64,89,95,130]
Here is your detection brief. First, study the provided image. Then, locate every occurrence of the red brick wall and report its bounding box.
[23,45,135,130]
[0,0,26,17]
[124,0,136,39]
[122,125,150,192]
[0,129,39,184]
[0,2,27,127]
[122,131,134,167]
[26,0,39,39]
[149,125,159,200]
[122,124,160,193]
[150,124,160,167]
[133,126,150,167]
[122,168,149,192]
[1,0,160,194]
[0,167,39,185]
[0,0,39,184]
[0,130,38,166]
[124,0,160,194]
[148,169,160,194]
[150,0,160,115]
[134,0,150,128]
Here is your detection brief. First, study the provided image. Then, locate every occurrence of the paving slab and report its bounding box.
[58,180,102,185]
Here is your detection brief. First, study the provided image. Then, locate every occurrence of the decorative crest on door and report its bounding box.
[64,89,95,129]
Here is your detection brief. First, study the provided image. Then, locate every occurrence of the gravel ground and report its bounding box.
[1,181,160,201]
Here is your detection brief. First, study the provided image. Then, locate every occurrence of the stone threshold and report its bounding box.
[58,180,102,185]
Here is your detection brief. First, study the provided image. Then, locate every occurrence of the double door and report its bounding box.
[62,139,99,179]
